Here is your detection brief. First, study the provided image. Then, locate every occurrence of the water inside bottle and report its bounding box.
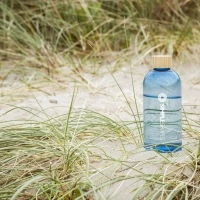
[143,95,182,152]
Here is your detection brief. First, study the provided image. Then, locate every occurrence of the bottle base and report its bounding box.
[144,143,182,153]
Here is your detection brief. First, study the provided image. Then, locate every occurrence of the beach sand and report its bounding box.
[1,58,200,199]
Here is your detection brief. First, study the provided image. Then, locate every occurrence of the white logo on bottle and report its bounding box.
[158,93,167,103]
[158,93,167,140]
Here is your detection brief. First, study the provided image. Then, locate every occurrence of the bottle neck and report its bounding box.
[154,68,170,71]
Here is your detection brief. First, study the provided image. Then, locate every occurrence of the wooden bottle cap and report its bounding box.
[152,55,172,68]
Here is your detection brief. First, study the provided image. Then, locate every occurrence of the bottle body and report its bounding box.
[143,68,182,152]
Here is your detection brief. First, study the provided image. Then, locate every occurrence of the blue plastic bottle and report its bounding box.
[143,55,182,152]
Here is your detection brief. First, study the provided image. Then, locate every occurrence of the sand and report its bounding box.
[1,58,200,199]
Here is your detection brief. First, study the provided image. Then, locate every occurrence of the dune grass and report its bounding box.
[0,66,199,199]
[1,0,200,73]
[0,96,200,199]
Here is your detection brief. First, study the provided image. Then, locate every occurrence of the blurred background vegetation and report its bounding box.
[1,0,200,71]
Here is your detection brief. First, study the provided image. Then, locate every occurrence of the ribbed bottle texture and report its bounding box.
[143,55,182,152]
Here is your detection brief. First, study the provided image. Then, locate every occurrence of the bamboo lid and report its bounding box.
[152,55,172,68]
